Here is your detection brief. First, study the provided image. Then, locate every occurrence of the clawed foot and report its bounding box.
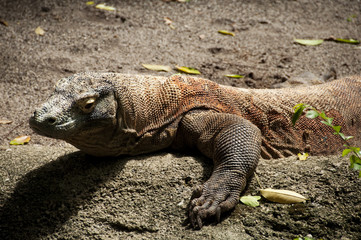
[188,181,240,229]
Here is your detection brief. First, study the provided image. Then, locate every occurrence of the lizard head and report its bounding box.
[29,73,118,141]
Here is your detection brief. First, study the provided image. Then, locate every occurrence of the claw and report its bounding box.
[202,200,212,210]
[188,179,242,229]
[197,215,203,229]
[189,205,200,228]
[190,185,203,200]
[216,206,221,223]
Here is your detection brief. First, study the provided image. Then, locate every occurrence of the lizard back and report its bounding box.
[121,74,361,159]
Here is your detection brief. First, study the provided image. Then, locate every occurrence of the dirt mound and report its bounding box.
[0,146,360,239]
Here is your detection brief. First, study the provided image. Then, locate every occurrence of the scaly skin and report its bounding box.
[30,73,361,229]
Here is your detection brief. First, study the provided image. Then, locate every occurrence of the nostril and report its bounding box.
[32,110,38,118]
[47,117,57,125]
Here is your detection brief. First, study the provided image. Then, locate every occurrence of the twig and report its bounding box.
[254,171,264,189]
[2,120,27,140]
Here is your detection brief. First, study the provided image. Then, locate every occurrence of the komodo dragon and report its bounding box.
[29,73,361,228]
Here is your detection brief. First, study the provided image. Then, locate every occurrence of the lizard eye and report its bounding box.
[78,97,97,113]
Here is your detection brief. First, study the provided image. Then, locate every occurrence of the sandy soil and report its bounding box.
[0,0,360,239]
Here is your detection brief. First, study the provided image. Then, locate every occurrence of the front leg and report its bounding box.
[173,110,261,229]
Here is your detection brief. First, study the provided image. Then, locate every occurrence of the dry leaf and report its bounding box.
[164,17,175,29]
[0,119,12,124]
[142,64,172,72]
[333,38,360,44]
[95,3,116,11]
[164,17,173,25]
[297,152,309,161]
[225,74,244,78]
[294,39,323,46]
[35,26,45,36]
[260,188,307,204]
[0,18,8,27]
[176,66,201,74]
[10,136,31,145]
[218,30,235,36]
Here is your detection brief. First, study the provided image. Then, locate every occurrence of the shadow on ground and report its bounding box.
[0,151,127,240]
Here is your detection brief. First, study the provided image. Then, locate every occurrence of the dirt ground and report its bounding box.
[0,0,360,239]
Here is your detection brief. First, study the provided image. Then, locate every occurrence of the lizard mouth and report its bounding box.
[54,120,76,130]
[29,116,76,139]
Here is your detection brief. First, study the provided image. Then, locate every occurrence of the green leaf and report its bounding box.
[142,64,172,72]
[176,66,201,74]
[321,120,332,127]
[344,135,354,141]
[334,38,360,44]
[348,146,360,153]
[332,125,341,133]
[325,117,333,125]
[305,110,319,119]
[225,74,244,78]
[304,237,314,240]
[218,30,235,36]
[294,39,324,46]
[339,132,346,139]
[320,116,333,127]
[350,160,361,170]
[353,163,361,170]
[293,237,315,240]
[347,14,357,22]
[293,103,305,110]
[338,132,352,141]
[342,148,352,157]
[292,104,306,126]
[319,111,327,120]
[304,237,315,240]
[240,195,261,207]
[350,155,358,166]
[354,156,361,165]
